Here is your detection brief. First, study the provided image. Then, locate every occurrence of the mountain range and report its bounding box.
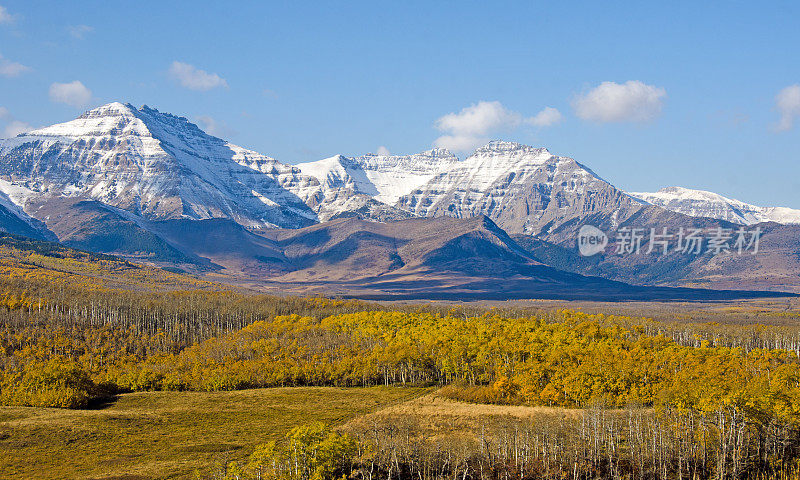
[0,102,798,298]
[630,186,800,226]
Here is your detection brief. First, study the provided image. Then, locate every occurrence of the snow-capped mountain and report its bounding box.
[295,141,639,234]
[294,149,459,221]
[296,149,459,204]
[0,102,319,229]
[395,141,640,234]
[0,103,648,237]
[3,103,800,294]
[630,187,800,225]
[0,184,55,240]
[5,102,798,247]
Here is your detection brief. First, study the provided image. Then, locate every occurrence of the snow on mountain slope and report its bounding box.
[0,180,55,240]
[10,101,796,249]
[295,141,639,234]
[396,141,641,234]
[630,187,800,225]
[0,178,37,212]
[295,148,459,204]
[0,102,319,229]
[296,155,381,198]
[350,149,460,204]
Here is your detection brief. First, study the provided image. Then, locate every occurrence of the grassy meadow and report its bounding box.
[2,240,800,479]
[0,386,428,480]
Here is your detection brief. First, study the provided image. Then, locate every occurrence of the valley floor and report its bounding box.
[0,386,428,480]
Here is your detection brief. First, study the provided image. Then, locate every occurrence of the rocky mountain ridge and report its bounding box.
[1,102,798,296]
[631,186,800,225]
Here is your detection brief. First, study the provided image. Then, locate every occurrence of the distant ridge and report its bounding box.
[631,186,800,225]
[1,102,799,297]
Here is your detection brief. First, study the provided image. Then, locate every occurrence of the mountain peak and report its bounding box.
[59,103,204,138]
[0,101,321,229]
[473,140,551,157]
[296,147,461,206]
[631,186,800,225]
[77,101,137,117]
[425,147,457,160]
[362,146,457,161]
[21,101,210,145]
[642,186,739,204]
[24,101,150,139]
[658,186,718,196]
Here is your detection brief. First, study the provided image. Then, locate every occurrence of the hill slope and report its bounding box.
[0,232,213,291]
[516,206,800,293]
[252,216,789,300]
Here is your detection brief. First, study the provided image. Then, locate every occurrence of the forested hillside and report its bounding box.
[2,290,800,478]
[0,232,212,291]
[1,233,800,478]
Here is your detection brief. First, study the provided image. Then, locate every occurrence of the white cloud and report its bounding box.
[169,61,228,91]
[0,6,14,25]
[195,115,236,138]
[0,107,34,138]
[433,134,491,153]
[527,106,564,127]
[0,53,30,77]
[573,80,666,123]
[3,119,33,137]
[433,100,561,152]
[67,24,94,39]
[436,101,522,137]
[376,146,391,156]
[775,84,800,132]
[49,81,93,108]
[434,101,520,152]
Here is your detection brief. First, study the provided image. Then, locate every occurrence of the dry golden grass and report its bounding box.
[0,386,428,480]
[342,392,589,443]
[364,392,583,419]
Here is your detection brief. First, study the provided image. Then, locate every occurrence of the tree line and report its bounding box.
[202,414,800,480]
[2,247,800,478]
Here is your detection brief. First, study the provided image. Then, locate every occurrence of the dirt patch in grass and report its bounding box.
[368,393,584,419]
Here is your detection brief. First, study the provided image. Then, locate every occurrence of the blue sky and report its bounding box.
[0,1,798,207]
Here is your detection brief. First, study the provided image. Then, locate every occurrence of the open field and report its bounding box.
[343,392,587,440]
[409,297,800,326]
[0,386,428,480]
[350,392,584,422]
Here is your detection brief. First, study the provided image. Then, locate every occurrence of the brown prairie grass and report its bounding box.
[342,392,648,444]
[343,392,581,440]
[363,392,583,419]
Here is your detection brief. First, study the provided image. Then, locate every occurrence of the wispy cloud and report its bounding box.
[0,106,34,138]
[376,146,391,156]
[0,53,30,77]
[67,24,94,39]
[169,61,228,91]
[49,81,93,108]
[0,6,15,25]
[573,80,666,123]
[3,119,33,137]
[433,101,562,153]
[527,106,564,127]
[196,115,236,138]
[775,84,800,132]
